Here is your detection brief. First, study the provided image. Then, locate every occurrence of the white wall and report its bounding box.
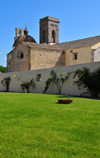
[94,47,100,62]
[0,61,100,96]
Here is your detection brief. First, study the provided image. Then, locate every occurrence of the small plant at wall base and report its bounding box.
[14,75,35,93]
[73,67,100,98]
[20,79,35,93]
[1,76,11,92]
[43,70,71,95]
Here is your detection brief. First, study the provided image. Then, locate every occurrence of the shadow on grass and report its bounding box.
[55,102,60,104]
[55,102,72,104]
[55,101,73,104]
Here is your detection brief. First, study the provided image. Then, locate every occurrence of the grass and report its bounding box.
[0,92,100,158]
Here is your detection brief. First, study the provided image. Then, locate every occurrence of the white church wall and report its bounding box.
[0,61,100,96]
[94,47,100,62]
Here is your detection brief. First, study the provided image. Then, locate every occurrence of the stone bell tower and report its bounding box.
[39,16,60,44]
[12,28,23,49]
[14,28,23,41]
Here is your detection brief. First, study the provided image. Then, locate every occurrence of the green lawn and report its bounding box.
[0,93,100,158]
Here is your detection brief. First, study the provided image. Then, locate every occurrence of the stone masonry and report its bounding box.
[7,43,30,72]
[30,49,65,70]
[40,16,59,44]
[7,16,100,73]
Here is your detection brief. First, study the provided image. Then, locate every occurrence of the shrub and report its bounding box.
[43,70,71,94]
[73,67,100,97]
[1,76,11,92]
[14,75,35,93]
[20,79,35,93]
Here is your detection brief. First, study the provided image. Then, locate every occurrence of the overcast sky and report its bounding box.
[0,0,100,66]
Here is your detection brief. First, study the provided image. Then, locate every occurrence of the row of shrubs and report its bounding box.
[1,76,35,93]
[1,67,100,98]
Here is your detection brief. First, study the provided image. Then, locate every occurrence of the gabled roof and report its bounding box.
[23,42,62,51]
[58,35,100,50]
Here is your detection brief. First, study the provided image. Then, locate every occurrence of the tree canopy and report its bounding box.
[0,66,7,73]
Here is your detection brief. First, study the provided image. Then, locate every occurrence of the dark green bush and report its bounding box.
[1,76,11,92]
[73,67,100,97]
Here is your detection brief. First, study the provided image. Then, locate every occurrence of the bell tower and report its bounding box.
[39,16,60,44]
[14,28,23,42]
[15,28,23,37]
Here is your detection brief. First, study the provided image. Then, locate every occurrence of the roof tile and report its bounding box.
[23,42,62,50]
[58,35,100,50]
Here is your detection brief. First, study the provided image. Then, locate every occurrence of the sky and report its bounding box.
[0,0,100,67]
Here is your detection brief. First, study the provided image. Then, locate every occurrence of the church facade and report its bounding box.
[7,16,100,72]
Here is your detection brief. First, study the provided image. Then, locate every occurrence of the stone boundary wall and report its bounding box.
[0,61,100,96]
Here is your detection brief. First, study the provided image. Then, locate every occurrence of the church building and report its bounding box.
[7,16,100,72]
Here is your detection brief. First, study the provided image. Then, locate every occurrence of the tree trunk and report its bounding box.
[27,88,29,93]
[58,89,61,95]
[6,84,9,92]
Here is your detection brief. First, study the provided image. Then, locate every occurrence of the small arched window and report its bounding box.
[20,52,24,58]
[52,30,55,43]
[42,30,46,43]
[17,52,24,59]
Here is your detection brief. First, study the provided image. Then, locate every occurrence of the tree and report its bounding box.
[0,66,7,73]
[1,76,11,92]
[43,70,71,94]
[14,75,35,93]
[73,67,100,98]
[20,79,35,93]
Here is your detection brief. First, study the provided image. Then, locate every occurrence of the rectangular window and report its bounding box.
[36,74,41,81]
[73,52,78,60]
